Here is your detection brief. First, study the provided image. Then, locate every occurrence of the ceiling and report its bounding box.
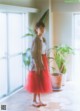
[0,0,49,8]
[0,0,35,7]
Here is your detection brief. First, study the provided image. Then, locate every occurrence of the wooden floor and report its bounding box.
[0,81,80,111]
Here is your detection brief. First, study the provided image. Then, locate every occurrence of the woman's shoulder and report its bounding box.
[32,36,46,43]
[33,36,40,43]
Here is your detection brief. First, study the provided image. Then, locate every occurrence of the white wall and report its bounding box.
[53,12,72,46]
[50,0,77,80]
[53,12,73,80]
[52,0,80,12]
[51,0,80,46]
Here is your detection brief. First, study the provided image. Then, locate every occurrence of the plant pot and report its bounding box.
[51,73,62,90]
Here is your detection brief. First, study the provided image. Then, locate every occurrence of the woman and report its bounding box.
[24,22,52,107]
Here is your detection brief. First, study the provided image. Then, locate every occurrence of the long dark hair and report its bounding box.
[34,22,46,43]
[34,21,45,34]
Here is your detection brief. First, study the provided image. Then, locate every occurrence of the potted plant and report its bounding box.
[47,45,74,90]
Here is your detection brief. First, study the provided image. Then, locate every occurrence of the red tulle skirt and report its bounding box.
[24,54,52,93]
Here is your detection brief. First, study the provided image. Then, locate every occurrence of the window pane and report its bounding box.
[8,13,23,55]
[0,59,7,97]
[72,15,80,82]
[0,13,7,58]
[22,14,29,52]
[0,13,7,98]
[9,55,23,92]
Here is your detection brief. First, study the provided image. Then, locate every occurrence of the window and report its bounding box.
[0,13,7,98]
[72,14,80,83]
[0,13,29,99]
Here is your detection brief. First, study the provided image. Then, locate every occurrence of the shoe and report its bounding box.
[32,101,41,107]
[38,102,47,106]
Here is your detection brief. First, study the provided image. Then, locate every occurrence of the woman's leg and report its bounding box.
[33,93,37,102]
[38,93,41,103]
[32,93,40,107]
[38,93,46,106]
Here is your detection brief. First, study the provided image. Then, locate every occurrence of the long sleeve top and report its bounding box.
[30,36,46,71]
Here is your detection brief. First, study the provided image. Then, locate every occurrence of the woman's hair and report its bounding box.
[34,21,45,34]
[34,21,46,43]
[35,21,45,28]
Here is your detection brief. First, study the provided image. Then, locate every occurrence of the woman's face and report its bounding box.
[36,26,45,36]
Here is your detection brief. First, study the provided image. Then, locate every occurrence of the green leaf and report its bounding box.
[22,48,31,68]
[23,33,34,37]
[39,9,49,22]
[47,45,74,74]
